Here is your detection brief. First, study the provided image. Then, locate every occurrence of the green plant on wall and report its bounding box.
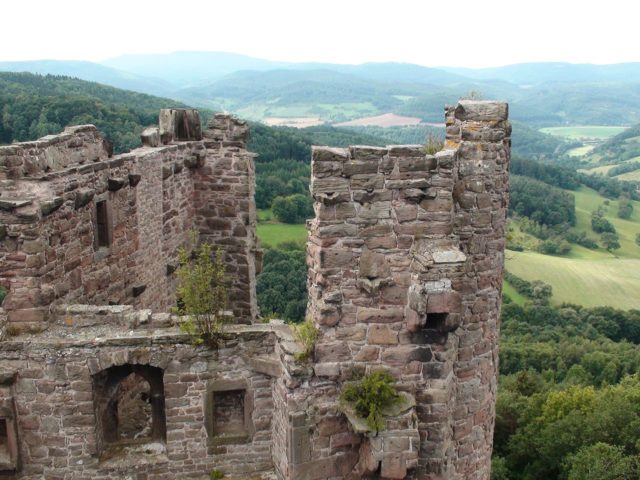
[292,318,318,362]
[209,469,224,480]
[424,131,444,155]
[340,371,402,432]
[174,231,230,348]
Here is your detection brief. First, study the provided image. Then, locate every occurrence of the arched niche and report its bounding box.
[92,364,166,453]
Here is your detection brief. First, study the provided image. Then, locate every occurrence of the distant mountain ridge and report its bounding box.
[0,60,174,97]
[2,52,640,126]
[443,62,640,85]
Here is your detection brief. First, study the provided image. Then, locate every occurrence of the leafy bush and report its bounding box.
[340,371,401,432]
[292,318,318,362]
[504,272,553,304]
[591,208,617,234]
[600,232,621,252]
[537,238,571,255]
[0,286,6,306]
[618,198,634,219]
[174,233,229,348]
[209,470,224,480]
[566,230,599,249]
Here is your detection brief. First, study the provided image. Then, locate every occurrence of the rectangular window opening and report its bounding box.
[0,418,16,470]
[96,200,110,248]
[425,312,449,330]
[213,389,246,436]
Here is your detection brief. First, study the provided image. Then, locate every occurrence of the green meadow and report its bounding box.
[539,125,627,141]
[256,209,307,248]
[506,186,640,309]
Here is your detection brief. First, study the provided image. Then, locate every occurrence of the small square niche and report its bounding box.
[206,379,254,445]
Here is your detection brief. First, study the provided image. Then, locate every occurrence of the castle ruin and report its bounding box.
[0,100,510,479]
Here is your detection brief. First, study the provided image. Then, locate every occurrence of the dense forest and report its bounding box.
[495,301,640,480]
[0,72,191,153]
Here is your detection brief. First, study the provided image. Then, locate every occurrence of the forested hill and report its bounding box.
[0,72,191,153]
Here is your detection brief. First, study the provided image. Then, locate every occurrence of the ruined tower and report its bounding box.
[0,101,509,479]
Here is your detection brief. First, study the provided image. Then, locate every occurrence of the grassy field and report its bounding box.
[237,102,379,123]
[506,252,640,309]
[540,126,627,141]
[579,164,617,175]
[573,186,640,258]
[256,209,307,247]
[507,186,640,309]
[257,223,307,248]
[502,281,527,306]
[567,145,595,157]
[616,170,640,181]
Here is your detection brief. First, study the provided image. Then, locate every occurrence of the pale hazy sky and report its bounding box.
[1,0,636,68]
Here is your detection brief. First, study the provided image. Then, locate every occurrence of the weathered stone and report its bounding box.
[74,189,94,209]
[40,197,63,216]
[140,126,160,147]
[0,198,32,210]
[159,108,202,142]
[367,325,398,345]
[455,100,508,121]
[128,173,141,187]
[107,177,126,191]
[359,250,391,279]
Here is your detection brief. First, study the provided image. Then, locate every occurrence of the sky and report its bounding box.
[0,0,637,68]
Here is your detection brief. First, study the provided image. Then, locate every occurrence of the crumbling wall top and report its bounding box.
[0,125,112,179]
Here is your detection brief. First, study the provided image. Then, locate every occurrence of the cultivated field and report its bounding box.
[507,186,640,308]
[567,145,595,157]
[335,113,424,128]
[263,117,324,128]
[540,126,627,141]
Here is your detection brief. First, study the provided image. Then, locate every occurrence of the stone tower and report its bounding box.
[302,100,510,479]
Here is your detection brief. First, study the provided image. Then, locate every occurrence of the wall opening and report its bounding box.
[425,312,449,330]
[205,379,254,445]
[213,390,245,435]
[0,416,17,471]
[92,364,166,454]
[116,373,153,440]
[0,419,9,464]
[95,199,111,248]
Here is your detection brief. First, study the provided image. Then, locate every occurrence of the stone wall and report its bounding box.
[0,307,296,479]
[301,100,510,479]
[0,111,259,329]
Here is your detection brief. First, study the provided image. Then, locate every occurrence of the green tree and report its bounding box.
[618,198,634,220]
[272,194,313,224]
[601,232,621,252]
[567,443,638,480]
[174,233,229,348]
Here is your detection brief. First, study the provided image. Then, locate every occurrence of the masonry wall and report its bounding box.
[0,308,288,479]
[0,113,258,329]
[300,100,510,479]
